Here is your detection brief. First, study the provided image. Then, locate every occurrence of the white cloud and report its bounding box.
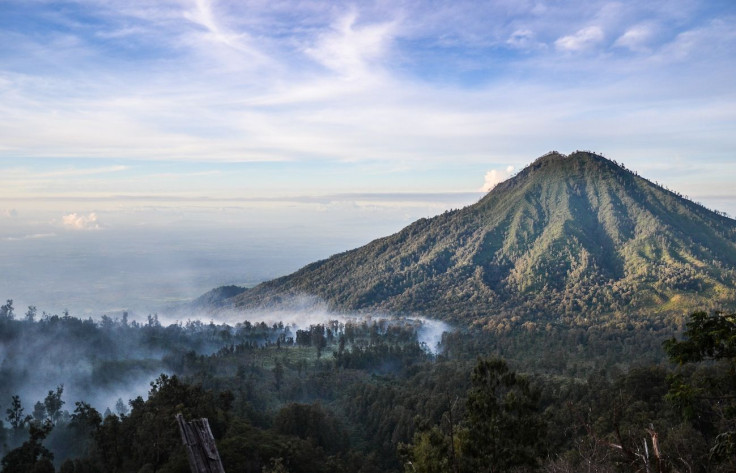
[481,166,515,192]
[61,212,101,230]
[39,165,128,178]
[614,24,655,52]
[555,26,604,52]
[506,29,546,51]
[657,19,736,63]
[4,233,56,241]
[2,208,18,218]
[304,10,397,79]
[0,0,734,202]
[182,0,268,62]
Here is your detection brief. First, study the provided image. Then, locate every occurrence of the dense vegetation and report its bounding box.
[217,152,736,327]
[2,302,736,472]
[3,153,736,472]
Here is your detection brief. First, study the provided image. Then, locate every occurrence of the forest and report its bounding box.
[1,298,735,473]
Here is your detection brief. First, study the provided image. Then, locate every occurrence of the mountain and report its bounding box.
[192,285,248,309]
[212,151,736,329]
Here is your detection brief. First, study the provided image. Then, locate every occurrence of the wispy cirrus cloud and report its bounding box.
[3,233,56,241]
[555,26,605,52]
[0,0,734,197]
[305,9,397,79]
[37,165,129,178]
[614,24,657,52]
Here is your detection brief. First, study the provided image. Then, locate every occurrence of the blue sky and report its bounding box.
[1,0,736,313]
[1,1,734,197]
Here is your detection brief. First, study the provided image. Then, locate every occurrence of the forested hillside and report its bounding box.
[2,306,735,472]
[218,152,736,330]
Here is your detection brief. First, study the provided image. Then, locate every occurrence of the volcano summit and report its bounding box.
[205,151,736,329]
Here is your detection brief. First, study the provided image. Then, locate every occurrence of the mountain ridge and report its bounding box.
[205,151,736,330]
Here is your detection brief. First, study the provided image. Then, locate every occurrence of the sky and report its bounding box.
[1,0,735,315]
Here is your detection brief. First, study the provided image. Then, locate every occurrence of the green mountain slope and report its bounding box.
[220,151,736,329]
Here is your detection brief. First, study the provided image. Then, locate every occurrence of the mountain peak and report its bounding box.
[490,150,617,194]
[222,152,736,330]
[530,149,616,171]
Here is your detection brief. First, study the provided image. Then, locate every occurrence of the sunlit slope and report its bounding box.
[226,151,736,327]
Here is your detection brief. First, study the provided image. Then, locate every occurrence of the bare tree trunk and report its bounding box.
[176,413,226,473]
[447,394,460,473]
[646,425,662,473]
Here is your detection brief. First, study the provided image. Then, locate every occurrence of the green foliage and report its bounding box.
[5,395,26,430]
[273,361,284,391]
[0,300,14,320]
[664,311,736,363]
[273,403,347,454]
[664,311,736,471]
[262,457,289,473]
[121,374,229,470]
[43,386,64,425]
[1,421,54,473]
[462,358,545,472]
[69,402,102,442]
[401,426,454,473]
[4,307,736,472]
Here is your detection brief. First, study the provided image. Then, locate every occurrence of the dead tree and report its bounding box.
[176,413,226,473]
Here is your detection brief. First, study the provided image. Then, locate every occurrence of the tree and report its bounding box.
[273,360,284,392]
[402,426,454,473]
[94,413,123,471]
[262,457,290,473]
[68,401,103,459]
[274,403,347,454]
[664,311,736,470]
[115,397,129,417]
[25,306,36,322]
[70,401,102,433]
[44,385,65,425]
[663,311,736,364]
[461,357,546,472]
[32,401,46,424]
[107,374,228,471]
[0,299,14,319]
[0,421,54,473]
[6,395,26,429]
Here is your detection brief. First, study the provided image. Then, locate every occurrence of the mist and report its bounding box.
[0,295,452,417]
[187,295,452,355]
[0,196,461,465]
[0,314,167,417]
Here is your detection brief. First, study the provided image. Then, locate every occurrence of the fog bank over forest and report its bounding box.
[1,196,467,426]
[0,294,451,419]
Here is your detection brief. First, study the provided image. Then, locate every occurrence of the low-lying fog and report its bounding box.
[1,197,468,417]
[200,297,452,356]
[1,298,451,417]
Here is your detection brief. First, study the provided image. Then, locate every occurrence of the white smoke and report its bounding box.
[481,165,515,192]
[167,294,452,355]
[414,317,451,354]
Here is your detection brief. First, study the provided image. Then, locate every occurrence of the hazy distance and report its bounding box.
[0,193,484,318]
